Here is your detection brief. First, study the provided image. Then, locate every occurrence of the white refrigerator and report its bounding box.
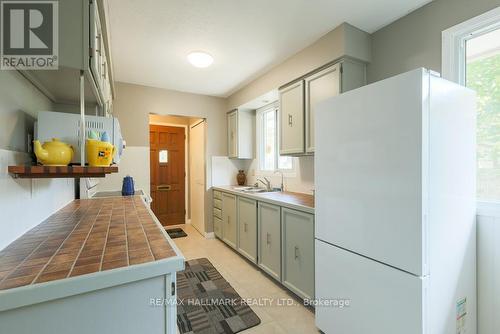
[314,68,477,334]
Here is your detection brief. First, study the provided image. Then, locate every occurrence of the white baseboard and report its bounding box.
[205,232,215,239]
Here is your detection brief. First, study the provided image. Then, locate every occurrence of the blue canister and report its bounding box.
[122,176,135,196]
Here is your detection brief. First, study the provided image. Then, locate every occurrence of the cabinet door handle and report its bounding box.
[288,114,293,126]
[95,35,101,54]
[294,246,299,260]
[102,62,107,79]
[227,216,230,224]
[266,233,271,245]
[244,222,247,232]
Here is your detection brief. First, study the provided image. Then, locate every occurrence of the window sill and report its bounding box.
[477,201,500,217]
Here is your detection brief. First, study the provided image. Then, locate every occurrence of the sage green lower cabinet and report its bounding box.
[237,197,257,263]
[222,192,237,248]
[258,202,282,281]
[281,208,315,300]
[213,216,222,238]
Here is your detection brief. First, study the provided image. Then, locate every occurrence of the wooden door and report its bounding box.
[150,125,185,226]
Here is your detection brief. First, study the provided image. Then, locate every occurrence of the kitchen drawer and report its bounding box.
[213,190,222,200]
[213,207,222,219]
[213,198,222,209]
[214,216,222,238]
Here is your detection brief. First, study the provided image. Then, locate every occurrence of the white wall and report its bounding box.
[98,82,227,233]
[0,71,74,250]
[245,156,315,195]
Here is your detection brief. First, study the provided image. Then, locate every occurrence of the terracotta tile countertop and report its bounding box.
[213,186,314,214]
[0,196,181,291]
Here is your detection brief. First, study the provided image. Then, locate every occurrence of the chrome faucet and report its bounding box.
[274,171,284,192]
[257,177,272,191]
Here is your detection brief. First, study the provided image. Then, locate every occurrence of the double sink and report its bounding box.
[232,186,279,194]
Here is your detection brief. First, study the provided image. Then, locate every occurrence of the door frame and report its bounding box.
[149,122,189,223]
[189,119,207,237]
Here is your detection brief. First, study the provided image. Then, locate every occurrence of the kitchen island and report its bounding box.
[0,195,184,334]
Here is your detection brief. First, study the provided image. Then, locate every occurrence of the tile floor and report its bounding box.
[173,224,318,334]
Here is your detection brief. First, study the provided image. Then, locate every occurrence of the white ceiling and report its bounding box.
[107,0,431,97]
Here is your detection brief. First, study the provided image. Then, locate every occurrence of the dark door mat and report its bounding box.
[177,258,261,334]
[166,227,188,239]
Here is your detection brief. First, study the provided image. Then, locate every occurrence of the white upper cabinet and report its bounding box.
[279,81,305,155]
[227,109,254,159]
[279,59,366,156]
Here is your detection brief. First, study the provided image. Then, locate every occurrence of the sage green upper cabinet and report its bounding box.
[222,192,237,248]
[305,63,340,153]
[279,58,365,156]
[237,197,257,263]
[258,202,282,281]
[282,208,315,300]
[279,81,305,155]
[19,0,114,115]
[227,109,254,159]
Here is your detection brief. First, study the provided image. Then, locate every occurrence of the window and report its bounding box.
[257,103,293,172]
[442,7,500,203]
[466,28,500,201]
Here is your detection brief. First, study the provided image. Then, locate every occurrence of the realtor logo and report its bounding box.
[1,0,58,69]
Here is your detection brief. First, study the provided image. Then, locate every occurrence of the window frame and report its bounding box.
[442,6,500,213]
[255,102,296,177]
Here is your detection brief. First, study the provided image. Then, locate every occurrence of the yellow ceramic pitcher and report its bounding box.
[86,139,115,167]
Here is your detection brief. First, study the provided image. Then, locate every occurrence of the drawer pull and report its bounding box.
[294,246,300,260]
[288,114,293,126]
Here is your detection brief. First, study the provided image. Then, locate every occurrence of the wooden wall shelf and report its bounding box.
[8,165,118,179]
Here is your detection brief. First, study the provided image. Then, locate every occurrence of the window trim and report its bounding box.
[442,7,500,215]
[255,102,296,177]
[442,6,500,85]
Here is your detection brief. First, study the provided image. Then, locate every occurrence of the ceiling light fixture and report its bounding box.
[187,51,214,68]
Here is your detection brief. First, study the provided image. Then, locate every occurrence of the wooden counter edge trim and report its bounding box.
[212,186,315,214]
[0,196,186,313]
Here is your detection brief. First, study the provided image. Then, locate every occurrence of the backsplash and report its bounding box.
[212,155,314,195]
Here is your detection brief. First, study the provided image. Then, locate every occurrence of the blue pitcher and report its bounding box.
[122,176,135,196]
